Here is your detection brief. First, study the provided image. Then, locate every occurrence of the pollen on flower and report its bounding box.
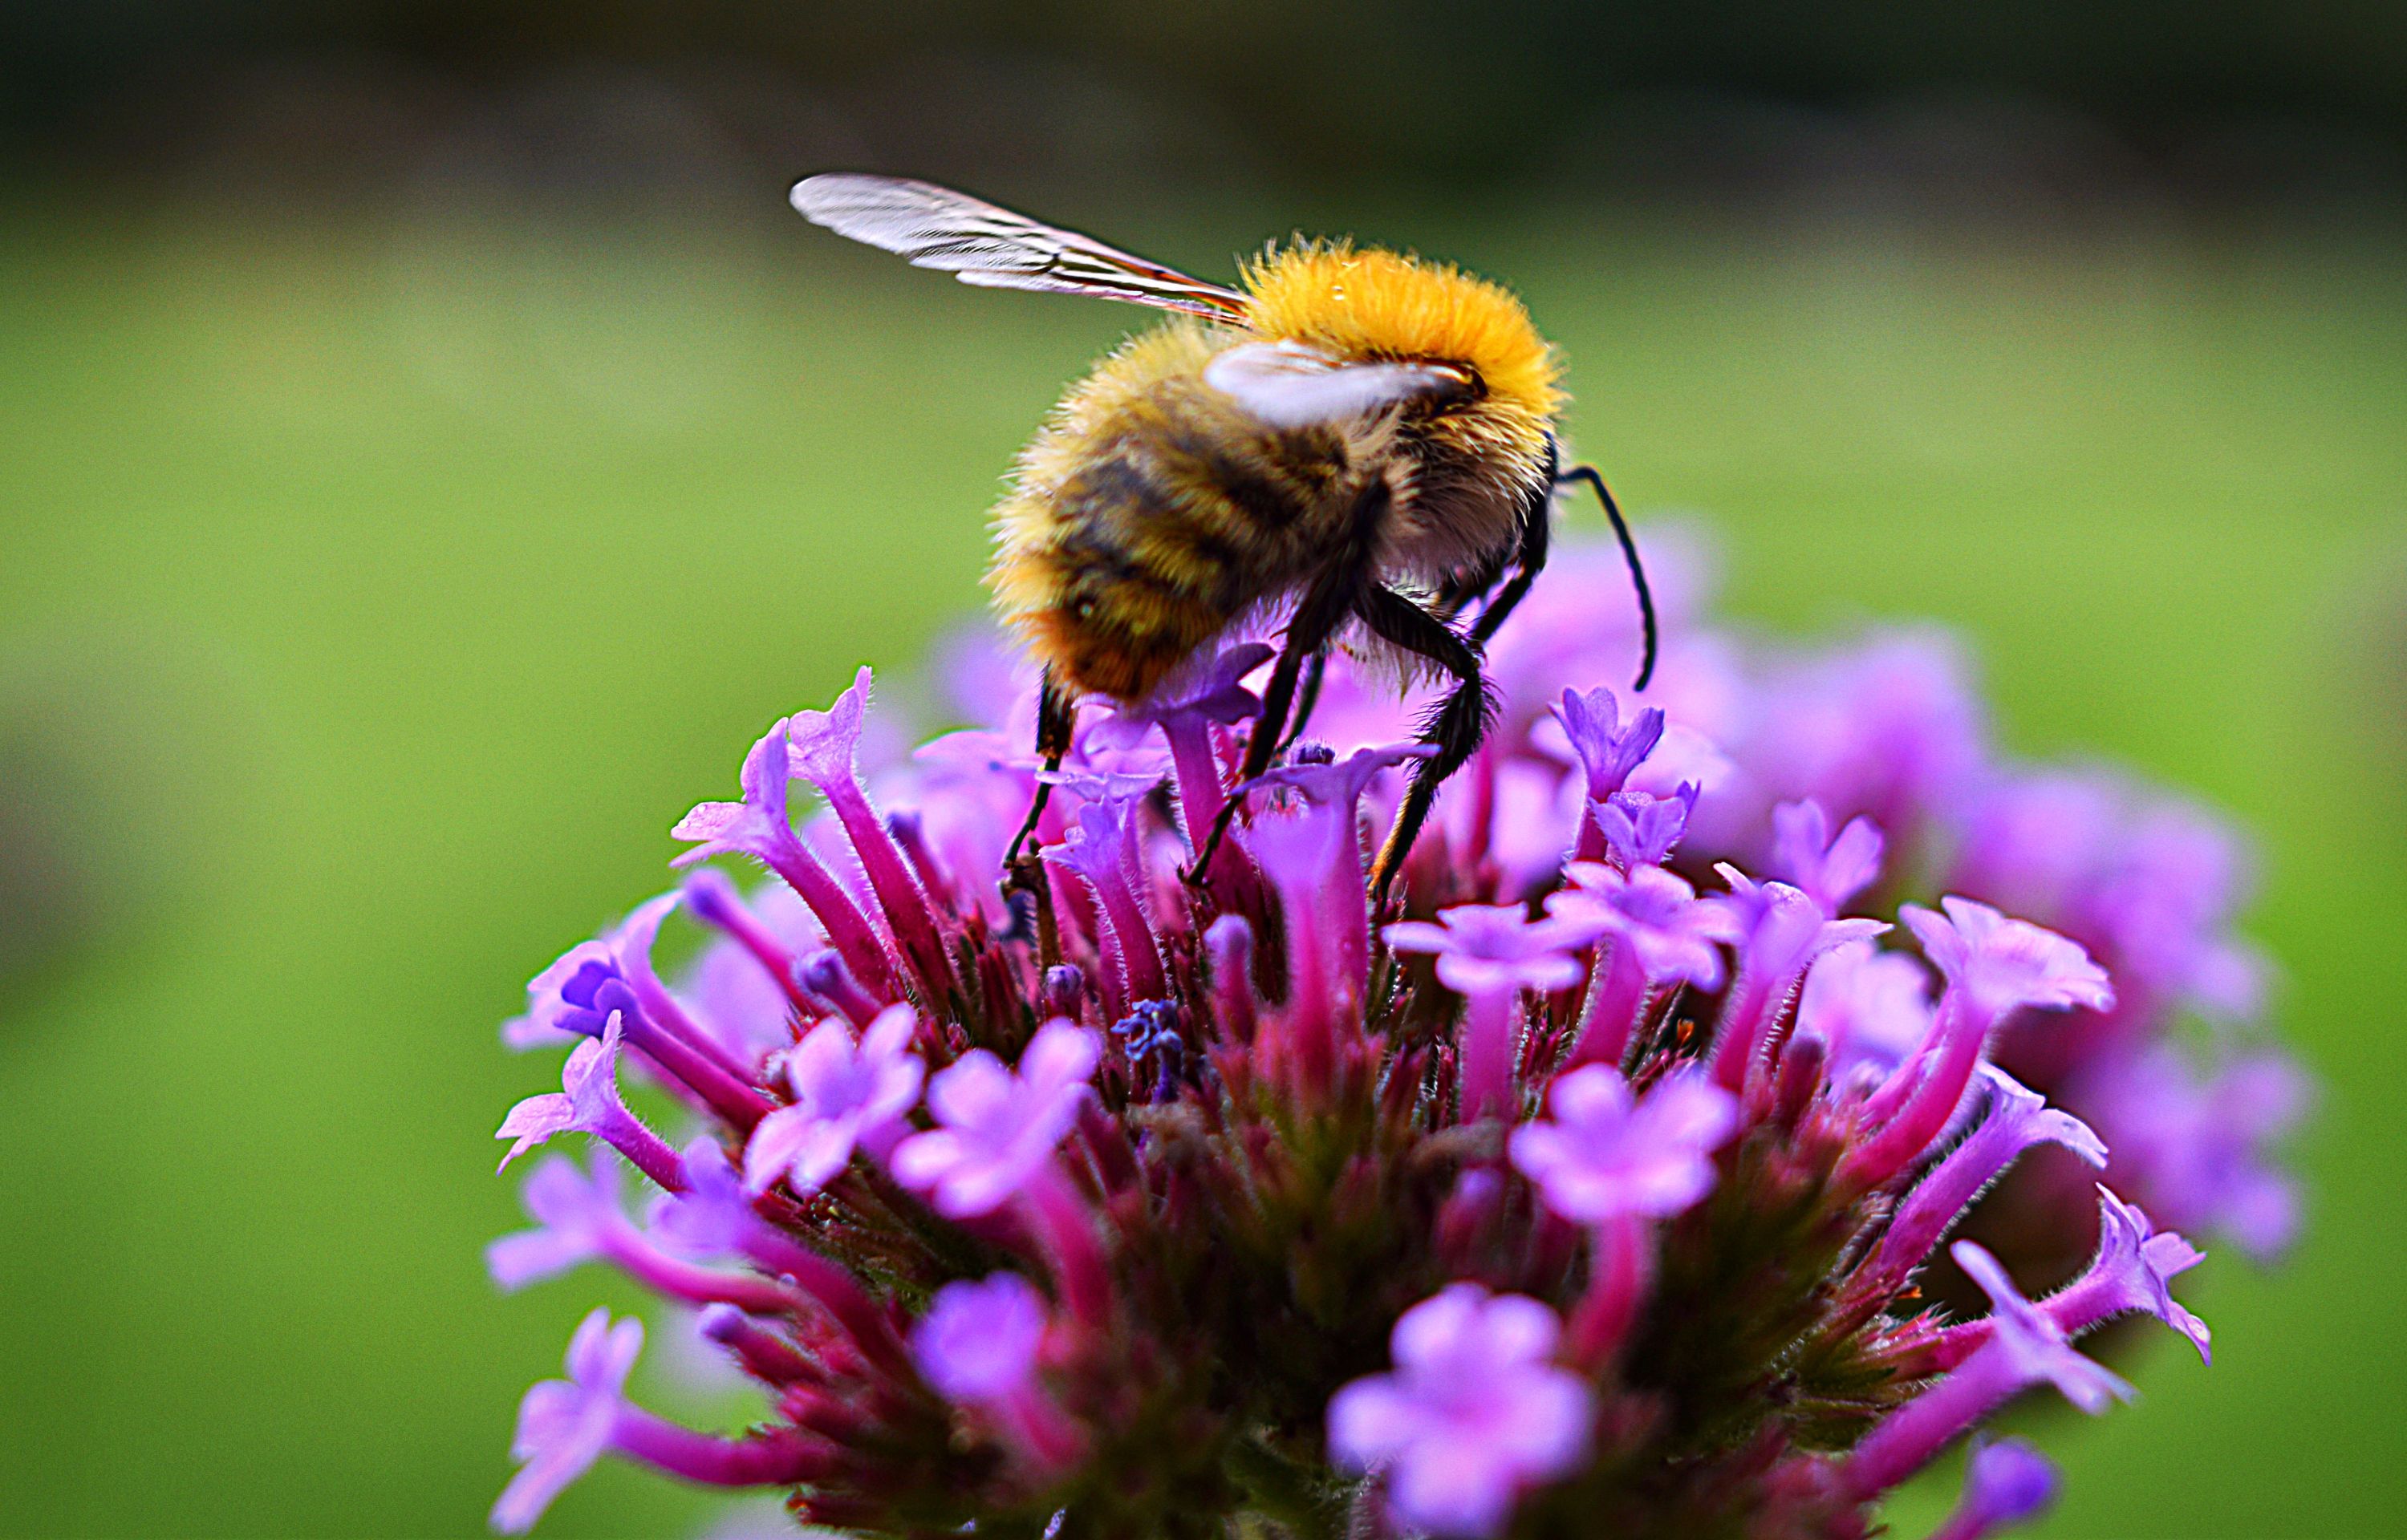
[480,531,2276,1538]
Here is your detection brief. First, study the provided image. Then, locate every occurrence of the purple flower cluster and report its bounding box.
[483,533,2263,1538]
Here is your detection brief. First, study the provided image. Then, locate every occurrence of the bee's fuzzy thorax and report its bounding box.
[1240,243,1565,423]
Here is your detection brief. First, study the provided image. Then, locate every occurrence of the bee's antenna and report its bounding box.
[1558,464,1658,691]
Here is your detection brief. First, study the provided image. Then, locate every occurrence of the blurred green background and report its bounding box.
[2,3,2403,1537]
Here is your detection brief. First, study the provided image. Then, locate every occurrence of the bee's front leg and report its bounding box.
[1001,672,1077,947]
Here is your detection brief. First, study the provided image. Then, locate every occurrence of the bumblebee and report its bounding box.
[792,174,1654,901]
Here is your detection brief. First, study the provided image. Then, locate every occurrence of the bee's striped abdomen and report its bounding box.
[991,327,1350,702]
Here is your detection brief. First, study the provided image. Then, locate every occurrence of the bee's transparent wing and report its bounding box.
[791,174,1251,322]
[1204,341,1472,431]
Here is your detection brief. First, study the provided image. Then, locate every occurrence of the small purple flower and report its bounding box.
[1768,800,1885,916]
[1386,904,1596,1117]
[671,717,891,995]
[743,1006,924,1196]
[1510,1067,1740,1226]
[1902,897,2114,1030]
[487,1153,625,1291]
[491,1307,643,1534]
[1327,1283,1593,1538]
[911,1271,1050,1404]
[1549,862,1735,990]
[1553,686,1664,805]
[1596,783,1698,868]
[1544,861,1737,1074]
[494,1017,685,1193]
[1954,1240,2136,1413]
[502,940,631,1052]
[890,1022,1100,1218]
[785,667,954,990]
[1842,1241,2131,1501]
[1385,903,1596,997]
[911,1271,1086,1472]
[1847,903,2109,1187]
[2044,1187,2212,1364]
[1930,1437,2059,1540]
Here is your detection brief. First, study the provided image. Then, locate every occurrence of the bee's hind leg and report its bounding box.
[1184,591,1354,885]
[1358,586,1493,908]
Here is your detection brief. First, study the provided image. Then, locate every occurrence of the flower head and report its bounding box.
[1327,1285,1593,1538]
[481,530,2267,1538]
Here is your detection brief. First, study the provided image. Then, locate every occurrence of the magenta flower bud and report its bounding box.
[1204,914,1256,1045]
[798,947,882,1029]
[680,867,815,1020]
[1041,963,1086,1024]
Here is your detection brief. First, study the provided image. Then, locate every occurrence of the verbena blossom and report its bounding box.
[481,530,2262,1538]
[1327,1285,1593,1537]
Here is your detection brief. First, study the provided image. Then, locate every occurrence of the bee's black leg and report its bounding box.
[1358,586,1493,906]
[1184,603,1341,883]
[1185,479,1397,885]
[1003,670,1077,880]
[1276,651,1327,752]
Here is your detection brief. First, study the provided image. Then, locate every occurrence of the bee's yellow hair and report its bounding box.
[1240,244,1565,424]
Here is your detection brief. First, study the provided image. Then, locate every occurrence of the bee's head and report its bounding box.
[1239,243,1563,464]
